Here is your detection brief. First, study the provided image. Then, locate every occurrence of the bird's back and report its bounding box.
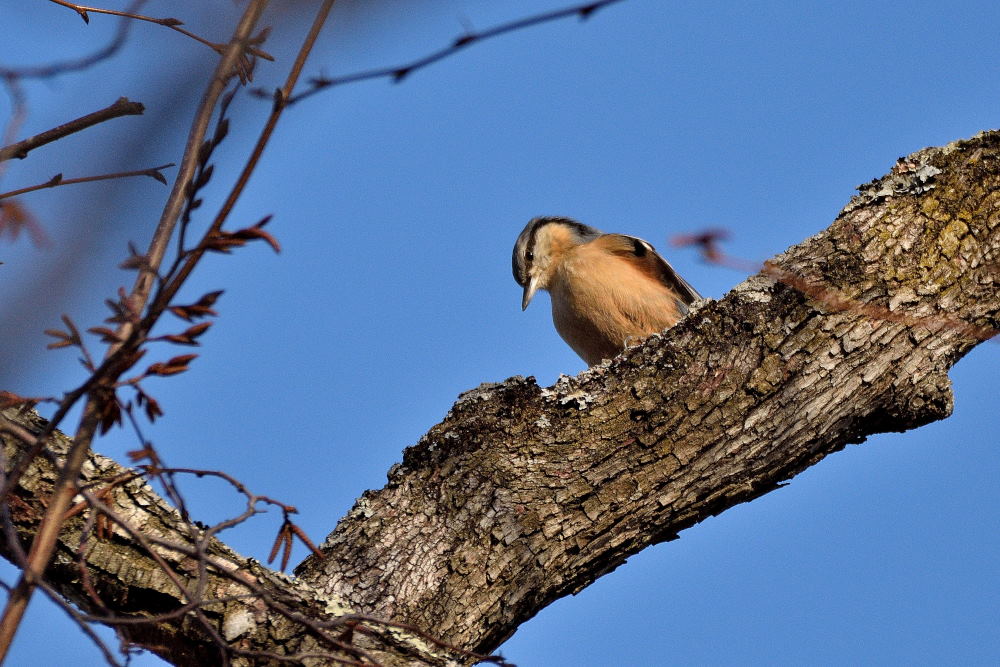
[549,235,690,365]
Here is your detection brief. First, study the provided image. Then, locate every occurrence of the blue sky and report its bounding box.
[2,1,998,664]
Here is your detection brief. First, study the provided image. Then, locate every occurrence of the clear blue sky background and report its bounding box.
[2,1,998,665]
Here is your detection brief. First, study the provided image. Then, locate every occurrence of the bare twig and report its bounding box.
[280,0,628,105]
[0,2,140,186]
[0,1,142,80]
[149,0,335,329]
[0,2,273,659]
[37,582,124,667]
[0,163,173,201]
[46,0,274,61]
[0,79,28,185]
[0,98,144,163]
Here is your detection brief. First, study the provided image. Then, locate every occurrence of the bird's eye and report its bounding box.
[526,251,534,261]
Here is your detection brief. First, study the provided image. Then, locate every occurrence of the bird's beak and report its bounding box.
[521,277,540,311]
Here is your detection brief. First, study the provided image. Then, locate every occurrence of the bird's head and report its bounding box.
[512,216,601,310]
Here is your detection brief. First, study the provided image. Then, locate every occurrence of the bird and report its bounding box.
[512,216,700,366]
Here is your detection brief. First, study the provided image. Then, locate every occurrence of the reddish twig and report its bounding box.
[0,2,273,659]
[672,229,999,343]
[153,0,333,312]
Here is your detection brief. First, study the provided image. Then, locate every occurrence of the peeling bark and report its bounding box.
[2,132,999,664]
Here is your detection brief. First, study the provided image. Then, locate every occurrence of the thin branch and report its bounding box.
[37,583,124,667]
[46,0,273,61]
[69,484,377,664]
[0,2,273,659]
[0,1,141,80]
[0,1,140,183]
[281,0,628,105]
[0,98,144,163]
[150,0,335,327]
[0,164,172,201]
[0,79,28,185]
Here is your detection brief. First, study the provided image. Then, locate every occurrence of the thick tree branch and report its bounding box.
[0,409,465,666]
[295,132,999,651]
[2,132,998,663]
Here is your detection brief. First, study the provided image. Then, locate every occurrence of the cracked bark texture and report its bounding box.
[3,131,999,664]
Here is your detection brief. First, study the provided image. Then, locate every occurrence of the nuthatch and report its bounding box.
[512,216,700,366]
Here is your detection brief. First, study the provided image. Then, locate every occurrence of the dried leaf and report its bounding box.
[166,354,197,366]
[233,226,280,253]
[144,395,163,421]
[135,387,164,422]
[290,522,324,559]
[280,529,293,572]
[44,328,73,349]
[0,199,49,247]
[268,524,290,565]
[97,395,122,434]
[169,290,224,322]
[145,354,197,377]
[127,443,156,463]
[87,326,123,344]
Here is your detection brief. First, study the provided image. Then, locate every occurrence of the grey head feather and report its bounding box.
[512,216,601,286]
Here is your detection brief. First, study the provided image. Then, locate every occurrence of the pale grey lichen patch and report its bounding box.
[453,380,514,409]
[558,389,595,409]
[222,608,256,641]
[540,374,596,409]
[843,157,943,216]
[731,276,776,303]
[684,297,714,315]
[319,594,353,617]
[333,496,376,539]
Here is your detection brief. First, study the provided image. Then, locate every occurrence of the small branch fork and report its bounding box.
[46,0,274,62]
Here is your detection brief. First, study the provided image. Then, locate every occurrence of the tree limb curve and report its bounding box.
[3,131,999,664]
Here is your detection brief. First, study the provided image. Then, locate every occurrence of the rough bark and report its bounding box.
[2,131,999,664]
